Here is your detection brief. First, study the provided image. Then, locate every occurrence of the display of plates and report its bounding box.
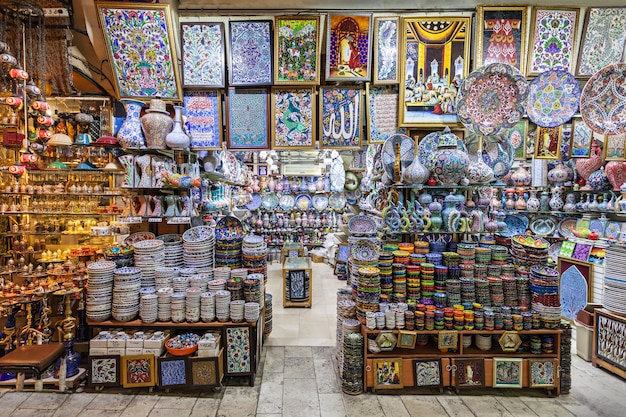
[527,69,580,128]
[580,63,626,135]
[557,217,577,238]
[417,129,467,167]
[183,226,215,243]
[279,193,295,210]
[381,133,415,179]
[124,232,155,247]
[295,194,312,210]
[246,193,262,210]
[501,215,529,237]
[329,192,346,210]
[215,216,244,241]
[348,215,378,235]
[457,62,529,136]
[312,194,329,211]
[529,215,558,236]
[261,192,279,210]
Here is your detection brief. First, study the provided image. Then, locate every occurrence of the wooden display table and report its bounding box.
[282,256,312,308]
[282,242,304,264]
[592,308,626,379]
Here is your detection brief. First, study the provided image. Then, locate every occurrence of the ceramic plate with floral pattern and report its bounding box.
[312,194,329,211]
[417,129,467,167]
[527,69,580,128]
[279,194,295,211]
[580,63,626,135]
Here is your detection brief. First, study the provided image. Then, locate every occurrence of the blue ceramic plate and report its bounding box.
[246,193,262,211]
[295,194,312,210]
[279,194,295,211]
[530,215,558,236]
[501,215,529,237]
[261,193,279,210]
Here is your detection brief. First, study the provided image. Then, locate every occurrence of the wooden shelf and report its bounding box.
[88,319,257,328]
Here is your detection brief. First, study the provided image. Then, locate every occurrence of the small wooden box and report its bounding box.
[282,242,304,264]
[282,256,312,308]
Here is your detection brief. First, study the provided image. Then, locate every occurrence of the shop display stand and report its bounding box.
[282,256,312,308]
[592,308,626,379]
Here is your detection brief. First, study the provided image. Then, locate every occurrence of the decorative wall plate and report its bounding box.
[456,63,529,136]
[261,193,279,210]
[501,215,529,237]
[246,193,262,210]
[329,192,346,210]
[312,194,329,211]
[381,133,415,179]
[279,194,295,210]
[527,69,580,128]
[351,239,379,262]
[466,135,514,181]
[529,215,558,236]
[604,221,622,240]
[330,158,346,191]
[580,63,626,135]
[348,215,377,234]
[557,217,577,238]
[295,194,312,210]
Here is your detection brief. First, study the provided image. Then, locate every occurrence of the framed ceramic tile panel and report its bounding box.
[226,88,270,150]
[452,358,484,388]
[366,84,405,144]
[492,357,523,388]
[603,134,626,161]
[373,16,400,84]
[274,16,321,85]
[373,358,403,389]
[577,8,626,77]
[558,257,594,322]
[534,126,562,159]
[180,22,226,88]
[319,86,363,149]
[399,16,472,127]
[183,90,223,150]
[120,354,156,388]
[529,359,558,388]
[437,330,459,350]
[228,20,273,86]
[271,87,316,150]
[572,243,593,262]
[569,118,593,158]
[475,6,528,74]
[397,331,417,349]
[326,13,373,82]
[413,358,443,388]
[502,120,529,161]
[225,326,251,375]
[595,311,626,372]
[96,2,182,100]
[187,356,221,388]
[88,355,120,387]
[157,356,189,389]
[527,8,580,75]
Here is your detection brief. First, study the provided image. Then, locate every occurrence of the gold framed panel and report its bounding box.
[534,125,562,159]
[603,133,626,161]
[373,16,400,85]
[274,15,321,85]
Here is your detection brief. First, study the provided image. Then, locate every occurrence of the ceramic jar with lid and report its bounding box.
[511,165,532,186]
[547,162,573,186]
[430,129,469,185]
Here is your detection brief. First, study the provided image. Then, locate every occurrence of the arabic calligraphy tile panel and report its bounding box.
[97,4,180,99]
[226,326,251,374]
[367,85,405,144]
[229,21,273,85]
[272,87,315,149]
[320,86,363,149]
[184,91,223,149]
[528,8,579,75]
[274,16,321,85]
[181,22,225,87]
[577,8,626,77]
[227,88,269,149]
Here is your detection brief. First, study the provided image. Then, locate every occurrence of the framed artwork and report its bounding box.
[157,356,188,389]
[228,20,273,86]
[452,358,484,388]
[493,357,523,388]
[121,355,156,388]
[326,13,372,82]
[271,87,316,149]
[527,8,580,75]
[589,246,606,265]
[559,241,576,258]
[570,118,594,158]
[413,358,443,388]
[399,16,472,126]
[572,243,593,262]
[375,331,397,351]
[577,8,626,77]
[398,330,417,349]
[225,326,251,374]
[534,126,563,159]
[288,270,308,300]
[274,16,321,85]
[96,2,181,100]
[603,134,626,161]
[373,16,400,84]
[258,165,268,176]
[558,257,594,322]
[226,88,269,150]
[529,359,558,388]
[183,91,223,150]
[437,330,459,350]
[180,22,226,88]
[366,84,404,144]
[475,6,528,74]
[88,355,120,387]
[373,358,403,389]
[503,120,529,161]
[337,244,350,263]
[595,311,626,372]
[319,86,363,149]
[187,356,221,388]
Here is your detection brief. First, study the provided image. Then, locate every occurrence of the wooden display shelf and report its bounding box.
[592,308,626,379]
[0,367,87,390]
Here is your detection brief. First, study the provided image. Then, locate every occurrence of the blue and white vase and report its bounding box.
[117,99,146,149]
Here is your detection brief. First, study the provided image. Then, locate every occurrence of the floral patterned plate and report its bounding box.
[329,192,346,210]
[348,215,377,234]
[295,194,312,210]
[557,217,577,238]
[530,215,558,236]
[527,69,580,128]
[351,239,379,262]
[580,63,626,135]
[456,62,529,136]
[246,193,262,211]
[501,215,529,237]
[124,232,155,247]
[261,193,279,210]
[279,194,295,211]
[312,194,329,211]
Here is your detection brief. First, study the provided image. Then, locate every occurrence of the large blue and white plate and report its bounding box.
[279,194,295,211]
[312,194,329,212]
[500,215,529,237]
[246,193,261,211]
[261,193,279,210]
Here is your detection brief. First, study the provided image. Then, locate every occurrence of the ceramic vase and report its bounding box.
[441,193,459,232]
[540,189,550,212]
[428,200,443,232]
[466,149,494,185]
[605,161,626,191]
[118,154,139,187]
[431,135,469,186]
[165,105,190,150]
[511,165,532,186]
[135,155,153,188]
[526,189,540,212]
[117,99,145,149]
[563,193,577,213]
[549,186,564,211]
[141,99,173,149]
[576,140,604,181]
[588,167,611,191]
[402,156,430,185]
[547,162,573,186]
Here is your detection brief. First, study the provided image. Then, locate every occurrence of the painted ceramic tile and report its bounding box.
[184,91,222,149]
[413,359,442,387]
[529,360,557,387]
[493,358,523,388]
[367,85,405,144]
[596,314,626,369]
[289,270,306,300]
[560,262,590,322]
[373,17,399,84]
[577,8,626,77]
[227,88,269,149]
[190,359,218,386]
[528,8,579,75]
[97,4,180,99]
[159,358,187,387]
[274,16,320,84]
[226,326,251,374]
[454,358,484,387]
[229,21,273,85]
[89,356,118,386]
[123,356,155,387]
[181,22,225,87]
[320,87,363,149]
[570,119,593,158]
[272,87,315,149]
[476,6,528,74]
[326,13,372,82]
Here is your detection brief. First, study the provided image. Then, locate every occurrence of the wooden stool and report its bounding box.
[0,343,65,391]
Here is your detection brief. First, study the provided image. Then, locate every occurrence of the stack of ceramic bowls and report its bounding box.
[213,267,230,281]
[86,260,116,322]
[201,292,216,322]
[133,239,165,289]
[140,288,158,324]
[157,234,184,267]
[208,278,227,292]
[172,276,190,293]
[227,277,244,300]
[348,238,380,291]
[510,235,549,278]
[529,265,561,325]
[179,267,198,279]
[155,266,176,290]
[157,287,173,321]
[603,246,626,315]
[264,293,273,339]
[244,302,260,323]
[182,226,215,272]
[112,267,141,322]
[189,274,210,291]
[242,234,268,282]
[356,266,381,324]
[171,292,186,323]
[231,268,248,281]
[105,246,135,268]
[230,299,245,322]
[215,290,231,322]
[243,273,264,308]
[341,332,364,395]
[215,216,244,269]
[185,287,201,322]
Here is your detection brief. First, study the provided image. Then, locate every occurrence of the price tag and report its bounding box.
[167,217,190,224]
[148,217,163,223]
[120,217,142,224]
